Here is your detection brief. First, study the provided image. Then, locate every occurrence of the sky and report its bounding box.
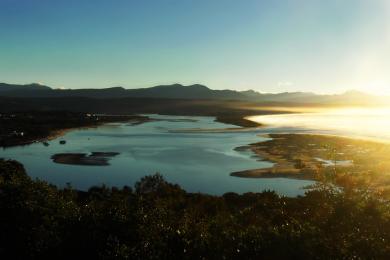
[0,0,389,94]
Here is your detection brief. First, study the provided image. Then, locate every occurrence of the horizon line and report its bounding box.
[0,81,379,97]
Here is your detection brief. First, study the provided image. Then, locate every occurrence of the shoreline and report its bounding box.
[231,133,390,191]
[0,114,151,149]
[2,113,259,149]
[243,114,390,144]
[4,112,390,191]
[1,113,262,149]
[231,139,316,180]
[214,115,262,128]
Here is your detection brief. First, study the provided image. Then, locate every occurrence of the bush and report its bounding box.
[0,159,389,259]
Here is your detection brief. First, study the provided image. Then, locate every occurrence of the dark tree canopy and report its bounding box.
[0,159,389,259]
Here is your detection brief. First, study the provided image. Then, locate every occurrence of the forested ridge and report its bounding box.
[0,159,389,259]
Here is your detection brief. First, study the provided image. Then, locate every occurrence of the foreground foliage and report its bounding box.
[0,159,389,259]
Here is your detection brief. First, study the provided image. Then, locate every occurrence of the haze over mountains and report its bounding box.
[0,82,388,106]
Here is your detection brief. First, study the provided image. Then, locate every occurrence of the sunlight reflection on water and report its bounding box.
[248,108,390,141]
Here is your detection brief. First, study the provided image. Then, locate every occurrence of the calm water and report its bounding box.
[248,108,390,142]
[0,115,312,196]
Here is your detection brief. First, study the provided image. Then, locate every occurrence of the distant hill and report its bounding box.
[0,83,51,92]
[0,82,387,105]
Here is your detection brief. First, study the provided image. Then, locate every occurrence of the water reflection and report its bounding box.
[248,108,390,141]
[0,115,312,196]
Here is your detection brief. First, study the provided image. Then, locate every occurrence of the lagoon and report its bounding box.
[0,115,312,196]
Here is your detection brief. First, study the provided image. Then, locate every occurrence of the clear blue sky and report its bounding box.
[0,0,389,94]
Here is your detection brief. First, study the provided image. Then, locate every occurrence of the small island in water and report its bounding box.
[51,152,120,166]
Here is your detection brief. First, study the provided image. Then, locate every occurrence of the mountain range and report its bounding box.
[0,82,387,105]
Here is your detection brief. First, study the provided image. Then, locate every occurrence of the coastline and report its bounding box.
[214,114,262,128]
[2,113,260,149]
[0,114,151,148]
[231,133,390,191]
[231,137,317,180]
[4,112,390,192]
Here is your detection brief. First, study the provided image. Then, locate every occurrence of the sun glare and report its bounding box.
[360,81,390,96]
[247,107,390,142]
